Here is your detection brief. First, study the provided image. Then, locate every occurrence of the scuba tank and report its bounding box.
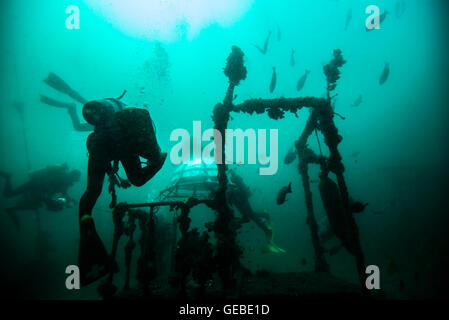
[83,95,157,157]
[82,98,125,126]
[28,164,68,184]
[115,108,157,157]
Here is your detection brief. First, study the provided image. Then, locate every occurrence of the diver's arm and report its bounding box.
[67,104,94,132]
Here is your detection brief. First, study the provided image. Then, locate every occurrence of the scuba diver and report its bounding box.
[227,170,285,253]
[0,164,80,231]
[78,99,167,286]
[40,72,167,285]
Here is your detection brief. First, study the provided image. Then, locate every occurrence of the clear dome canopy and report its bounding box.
[158,159,221,200]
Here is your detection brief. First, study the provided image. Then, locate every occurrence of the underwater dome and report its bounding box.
[158,159,228,200]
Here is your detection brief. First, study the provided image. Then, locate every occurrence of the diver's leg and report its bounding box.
[248,210,272,236]
[121,153,166,187]
[247,208,285,253]
[79,156,108,219]
[78,156,112,286]
[0,173,29,198]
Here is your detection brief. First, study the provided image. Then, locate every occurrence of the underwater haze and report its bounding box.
[0,0,449,300]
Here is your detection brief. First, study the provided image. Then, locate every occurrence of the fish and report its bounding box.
[395,0,407,19]
[269,67,277,93]
[380,10,389,24]
[297,70,311,92]
[284,146,296,164]
[350,201,368,214]
[253,30,272,55]
[310,179,319,184]
[301,258,307,265]
[351,151,360,158]
[373,210,383,215]
[345,8,352,31]
[290,49,295,67]
[276,182,292,205]
[277,25,281,41]
[352,94,363,107]
[379,61,390,85]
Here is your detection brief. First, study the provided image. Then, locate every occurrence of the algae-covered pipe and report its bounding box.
[296,110,329,273]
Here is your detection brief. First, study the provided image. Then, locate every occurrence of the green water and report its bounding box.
[0,0,448,299]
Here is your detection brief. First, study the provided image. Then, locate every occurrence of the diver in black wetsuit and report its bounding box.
[0,165,80,231]
[77,98,167,286]
[40,74,167,285]
[227,170,285,253]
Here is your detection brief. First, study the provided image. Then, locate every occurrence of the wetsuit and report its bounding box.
[79,99,166,220]
[0,166,79,230]
[77,98,166,286]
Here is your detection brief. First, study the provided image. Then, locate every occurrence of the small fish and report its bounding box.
[379,61,390,85]
[380,10,389,24]
[233,94,238,101]
[351,201,368,214]
[290,49,295,67]
[310,179,319,184]
[277,25,281,41]
[352,94,363,107]
[345,8,352,31]
[297,70,311,92]
[253,30,272,55]
[301,258,307,265]
[395,0,407,19]
[284,147,296,164]
[269,67,277,93]
[277,182,292,205]
[373,210,383,215]
[351,151,360,158]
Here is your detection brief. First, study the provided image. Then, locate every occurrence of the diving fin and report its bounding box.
[40,95,76,109]
[78,217,112,286]
[44,72,87,104]
[261,240,286,254]
[260,214,286,254]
